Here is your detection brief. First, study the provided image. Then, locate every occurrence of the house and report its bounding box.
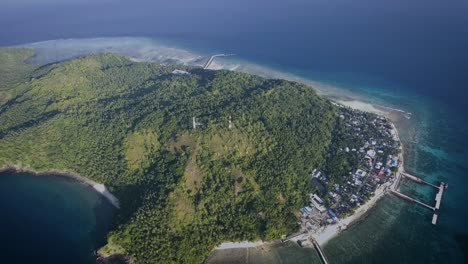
[311,199,327,213]
[355,169,367,178]
[300,206,312,216]
[366,149,376,158]
[310,168,317,177]
[328,209,338,221]
[375,162,383,170]
[312,194,324,204]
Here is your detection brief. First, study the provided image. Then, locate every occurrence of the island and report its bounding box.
[0,47,403,264]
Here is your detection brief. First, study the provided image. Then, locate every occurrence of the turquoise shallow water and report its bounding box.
[0,170,116,264]
[317,77,468,263]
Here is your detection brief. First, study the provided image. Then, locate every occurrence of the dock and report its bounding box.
[312,239,329,264]
[435,182,445,210]
[283,231,328,264]
[392,171,447,225]
[390,190,435,211]
[432,214,438,225]
[401,172,439,188]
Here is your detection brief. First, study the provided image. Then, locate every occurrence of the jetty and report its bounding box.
[432,214,438,225]
[401,172,439,188]
[282,231,329,264]
[312,239,329,264]
[390,189,435,210]
[392,171,447,225]
[203,53,235,69]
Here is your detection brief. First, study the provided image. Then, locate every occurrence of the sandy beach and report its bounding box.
[216,241,265,249]
[336,99,389,116]
[313,179,390,245]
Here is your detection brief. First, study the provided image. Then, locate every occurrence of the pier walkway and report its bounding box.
[283,231,328,264]
[392,171,447,225]
[401,172,439,188]
[203,54,235,69]
[390,190,435,211]
[312,239,329,264]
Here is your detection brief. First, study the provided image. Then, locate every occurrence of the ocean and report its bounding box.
[0,1,467,263]
[0,170,116,264]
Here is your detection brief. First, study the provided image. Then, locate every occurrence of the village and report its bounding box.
[298,106,401,237]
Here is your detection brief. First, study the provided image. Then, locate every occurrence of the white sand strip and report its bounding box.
[216,241,264,249]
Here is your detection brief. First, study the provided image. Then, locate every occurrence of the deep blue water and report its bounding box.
[1,0,467,114]
[1,0,467,263]
[0,171,115,264]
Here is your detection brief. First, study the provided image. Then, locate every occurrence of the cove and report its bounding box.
[0,169,116,264]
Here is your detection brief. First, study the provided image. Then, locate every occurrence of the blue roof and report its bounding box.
[328,209,338,220]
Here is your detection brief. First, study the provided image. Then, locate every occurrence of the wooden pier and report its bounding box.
[392,171,447,225]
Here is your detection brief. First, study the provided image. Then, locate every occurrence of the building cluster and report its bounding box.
[298,107,401,233]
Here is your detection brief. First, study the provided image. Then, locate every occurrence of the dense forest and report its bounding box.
[0,48,338,263]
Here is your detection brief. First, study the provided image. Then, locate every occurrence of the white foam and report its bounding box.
[18,37,405,116]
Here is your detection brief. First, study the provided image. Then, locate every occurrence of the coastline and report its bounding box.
[215,99,407,249]
[312,102,406,246]
[313,173,389,245]
[0,164,120,208]
[216,240,265,249]
[4,40,409,254]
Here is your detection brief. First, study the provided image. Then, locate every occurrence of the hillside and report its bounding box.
[0,48,337,263]
[0,48,38,104]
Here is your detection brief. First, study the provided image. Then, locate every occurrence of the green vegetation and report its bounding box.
[0,48,37,104]
[0,48,337,263]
